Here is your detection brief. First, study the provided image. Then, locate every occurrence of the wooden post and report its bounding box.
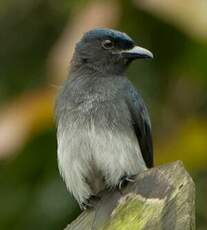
[65,161,195,230]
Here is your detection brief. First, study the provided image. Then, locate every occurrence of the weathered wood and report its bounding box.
[65,161,195,230]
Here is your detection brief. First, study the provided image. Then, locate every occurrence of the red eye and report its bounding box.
[102,40,114,49]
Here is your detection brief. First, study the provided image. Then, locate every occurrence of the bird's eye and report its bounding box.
[102,40,114,49]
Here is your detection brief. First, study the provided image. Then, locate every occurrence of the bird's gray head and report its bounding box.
[72,28,153,75]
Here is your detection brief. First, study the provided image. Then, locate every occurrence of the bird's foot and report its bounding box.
[118,175,136,190]
[81,201,93,210]
[80,195,100,210]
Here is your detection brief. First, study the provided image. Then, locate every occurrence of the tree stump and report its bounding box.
[65,161,195,230]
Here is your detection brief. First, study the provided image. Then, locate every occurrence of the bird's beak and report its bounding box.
[121,46,153,59]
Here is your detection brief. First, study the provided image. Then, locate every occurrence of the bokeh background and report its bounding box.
[0,0,207,229]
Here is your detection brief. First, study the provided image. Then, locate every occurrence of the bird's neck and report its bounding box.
[68,64,126,95]
[70,55,126,77]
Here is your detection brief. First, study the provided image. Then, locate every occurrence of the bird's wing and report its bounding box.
[125,83,153,168]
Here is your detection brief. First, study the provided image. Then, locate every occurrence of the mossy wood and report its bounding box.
[65,161,195,230]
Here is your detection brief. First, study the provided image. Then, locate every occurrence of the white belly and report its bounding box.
[57,122,146,204]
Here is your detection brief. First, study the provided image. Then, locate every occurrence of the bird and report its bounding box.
[55,28,154,210]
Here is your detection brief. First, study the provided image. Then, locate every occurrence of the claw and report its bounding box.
[80,195,100,210]
[118,175,136,190]
[81,201,94,210]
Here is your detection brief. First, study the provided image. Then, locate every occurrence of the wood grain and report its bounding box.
[65,161,195,230]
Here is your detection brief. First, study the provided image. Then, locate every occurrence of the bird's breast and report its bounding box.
[70,92,131,131]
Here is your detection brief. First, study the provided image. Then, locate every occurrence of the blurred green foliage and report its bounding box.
[0,0,207,229]
[0,0,70,103]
